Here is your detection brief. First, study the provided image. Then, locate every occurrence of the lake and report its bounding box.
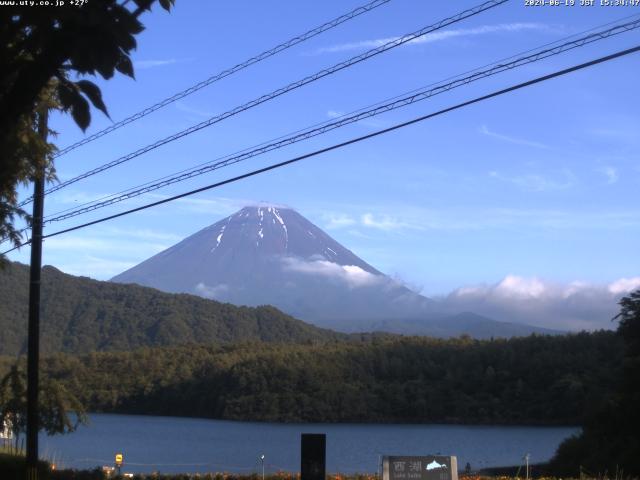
[37,414,579,475]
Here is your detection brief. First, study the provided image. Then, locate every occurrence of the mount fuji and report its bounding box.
[112,206,557,337]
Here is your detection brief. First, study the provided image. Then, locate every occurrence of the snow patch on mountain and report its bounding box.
[271,207,288,249]
[212,227,225,252]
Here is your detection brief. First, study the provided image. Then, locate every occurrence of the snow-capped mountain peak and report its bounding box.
[112,205,555,338]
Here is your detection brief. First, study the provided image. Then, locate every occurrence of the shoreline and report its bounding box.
[81,411,583,429]
[0,452,574,480]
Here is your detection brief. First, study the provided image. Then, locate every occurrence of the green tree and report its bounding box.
[0,0,175,259]
[0,365,26,451]
[550,291,640,476]
[0,364,87,450]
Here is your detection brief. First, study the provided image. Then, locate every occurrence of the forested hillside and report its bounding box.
[0,331,620,425]
[0,262,343,355]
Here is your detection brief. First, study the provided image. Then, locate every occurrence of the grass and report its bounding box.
[0,450,637,480]
[1,439,25,457]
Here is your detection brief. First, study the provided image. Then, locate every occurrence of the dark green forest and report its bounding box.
[0,262,342,355]
[0,331,621,425]
[1,260,622,426]
[550,291,640,475]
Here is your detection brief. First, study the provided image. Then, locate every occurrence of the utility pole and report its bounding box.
[26,107,48,480]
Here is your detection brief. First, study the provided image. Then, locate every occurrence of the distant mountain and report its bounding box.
[0,261,343,356]
[113,205,558,338]
[317,312,561,338]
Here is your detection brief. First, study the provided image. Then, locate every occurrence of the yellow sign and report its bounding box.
[115,453,123,466]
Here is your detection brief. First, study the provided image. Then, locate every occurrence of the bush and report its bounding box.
[0,452,53,479]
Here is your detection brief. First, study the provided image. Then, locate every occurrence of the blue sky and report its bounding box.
[6,0,640,303]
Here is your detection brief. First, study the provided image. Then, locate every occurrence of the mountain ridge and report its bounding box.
[0,261,344,356]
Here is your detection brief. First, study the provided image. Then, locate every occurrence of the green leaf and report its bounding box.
[137,0,155,8]
[133,0,154,12]
[158,0,174,11]
[115,54,134,79]
[75,80,110,119]
[56,81,76,111]
[71,95,91,132]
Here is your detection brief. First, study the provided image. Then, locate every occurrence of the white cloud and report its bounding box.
[588,119,640,145]
[346,229,375,239]
[494,275,547,299]
[479,125,549,149]
[281,257,384,288]
[317,205,640,234]
[49,190,247,221]
[442,275,639,330]
[175,101,214,118]
[43,236,113,251]
[29,225,186,280]
[323,213,356,229]
[56,256,137,279]
[43,232,171,255]
[314,23,552,54]
[489,169,576,192]
[134,59,179,69]
[563,280,591,298]
[361,213,419,231]
[597,166,619,185]
[244,200,293,210]
[195,282,229,300]
[143,194,242,215]
[608,277,640,295]
[102,227,182,243]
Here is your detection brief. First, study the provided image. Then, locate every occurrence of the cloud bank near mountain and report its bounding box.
[438,275,640,331]
[280,256,386,289]
[194,267,639,332]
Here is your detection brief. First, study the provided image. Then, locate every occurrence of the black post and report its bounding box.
[26,108,47,480]
[301,433,326,480]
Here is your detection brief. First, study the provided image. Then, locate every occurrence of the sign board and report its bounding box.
[1,419,12,439]
[383,456,458,480]
[115,453,123,466]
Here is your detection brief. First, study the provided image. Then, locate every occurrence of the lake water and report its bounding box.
[37,414,579,475]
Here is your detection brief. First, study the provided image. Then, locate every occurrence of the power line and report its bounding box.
[52,0,393,158]
[4,15,635,250]
[41,17,640,224]
[37,13,640,222]
[4,43,636,255]
[30,11,640,223]
[18,0,507,207]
